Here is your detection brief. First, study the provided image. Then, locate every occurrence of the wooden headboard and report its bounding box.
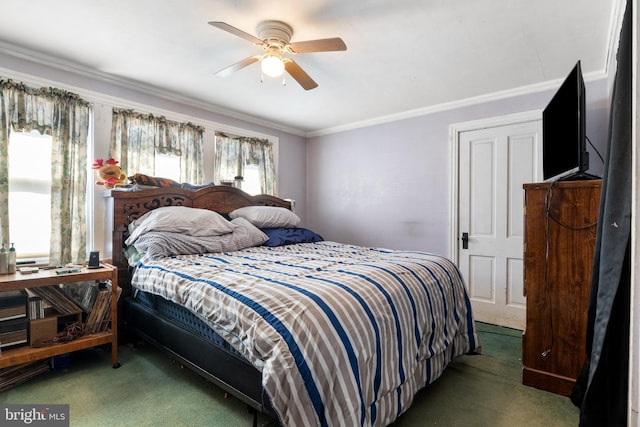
[105,185,293,291]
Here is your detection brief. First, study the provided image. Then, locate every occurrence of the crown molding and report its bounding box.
[306,68,608,138]
[0,41,307,137]
[0,27,616,140]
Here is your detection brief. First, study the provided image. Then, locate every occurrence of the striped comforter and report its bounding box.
[131,241,480,427]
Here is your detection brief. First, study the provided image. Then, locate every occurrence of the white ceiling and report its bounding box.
[0,0,622,135]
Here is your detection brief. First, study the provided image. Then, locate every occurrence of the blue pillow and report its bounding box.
[261,227,324,247]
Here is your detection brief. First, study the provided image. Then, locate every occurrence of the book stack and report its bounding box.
[59,281,99,313]
[59,281,105,333]
[84,288,109,334]
[0,360,51,392]
[28,286,83,316]
[101,284,122,332]
[0,290,28,349]
[84,282,122,334]
[27,286,83,346]
[28,296,45,320]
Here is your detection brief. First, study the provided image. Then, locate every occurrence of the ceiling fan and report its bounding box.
[208,20,347,90]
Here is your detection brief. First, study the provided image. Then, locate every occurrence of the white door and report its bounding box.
[455,117,542,330]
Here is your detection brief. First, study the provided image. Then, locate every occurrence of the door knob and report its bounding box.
[461,232,469,249]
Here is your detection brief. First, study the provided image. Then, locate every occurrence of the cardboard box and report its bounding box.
[29,317,57,346]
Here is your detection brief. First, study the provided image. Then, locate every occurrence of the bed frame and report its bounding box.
[106,185,293,423]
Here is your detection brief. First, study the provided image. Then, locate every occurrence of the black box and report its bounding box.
[0,317,28,348]
[0,290,27,309]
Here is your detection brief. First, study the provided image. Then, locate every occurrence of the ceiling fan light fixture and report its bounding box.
[210,19,346,90]
[261,55,285,77]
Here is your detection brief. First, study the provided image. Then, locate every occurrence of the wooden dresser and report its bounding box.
[522,180,601,396]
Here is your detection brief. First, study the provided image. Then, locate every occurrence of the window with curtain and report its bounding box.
[0,79,91,265]
[214,133,276,195]
[8,130,52,258]
[110,108,205,184]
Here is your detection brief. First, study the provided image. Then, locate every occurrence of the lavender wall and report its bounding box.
[307,78,610,257]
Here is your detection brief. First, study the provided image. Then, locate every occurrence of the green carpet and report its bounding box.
[391,323,579,426]
[0,323,579,426]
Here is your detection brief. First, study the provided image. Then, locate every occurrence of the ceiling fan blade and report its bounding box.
[284,59,318,90]
[289,37,347,53]
[208,21,263,45]
[215,55,262,77]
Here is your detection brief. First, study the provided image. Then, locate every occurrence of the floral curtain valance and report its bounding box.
[0,79,91,134]
[110,108,204,184]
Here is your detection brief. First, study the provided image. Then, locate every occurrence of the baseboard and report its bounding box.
[522,366,576,397]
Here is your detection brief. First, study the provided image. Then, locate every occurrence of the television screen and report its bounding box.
[542,61,588,181]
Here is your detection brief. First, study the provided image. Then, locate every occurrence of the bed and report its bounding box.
[107,185,481,427]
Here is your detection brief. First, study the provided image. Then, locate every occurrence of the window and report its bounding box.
[154,153,181,182]
[214,134,277,195]
[0,79,91,266]
[8,130,52,258]
[110,108,205,186]
[241,163,261,195]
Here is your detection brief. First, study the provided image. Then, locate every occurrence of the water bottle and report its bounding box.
[8,243,16,274]
[0,243,7,274]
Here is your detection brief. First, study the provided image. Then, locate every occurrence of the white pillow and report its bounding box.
[126,206,236,245]
[229,206,300,228]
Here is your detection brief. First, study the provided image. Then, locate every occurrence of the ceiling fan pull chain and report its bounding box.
[282,74,287,87]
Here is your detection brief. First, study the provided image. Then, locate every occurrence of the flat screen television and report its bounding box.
[542,61,593,181]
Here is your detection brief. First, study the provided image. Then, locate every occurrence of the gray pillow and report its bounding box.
[229,206,300,228]
[126,206,236,245]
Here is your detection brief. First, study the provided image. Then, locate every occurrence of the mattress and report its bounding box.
[132,288,242,357]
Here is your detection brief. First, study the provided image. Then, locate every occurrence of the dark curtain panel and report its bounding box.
[570,1,632,425]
